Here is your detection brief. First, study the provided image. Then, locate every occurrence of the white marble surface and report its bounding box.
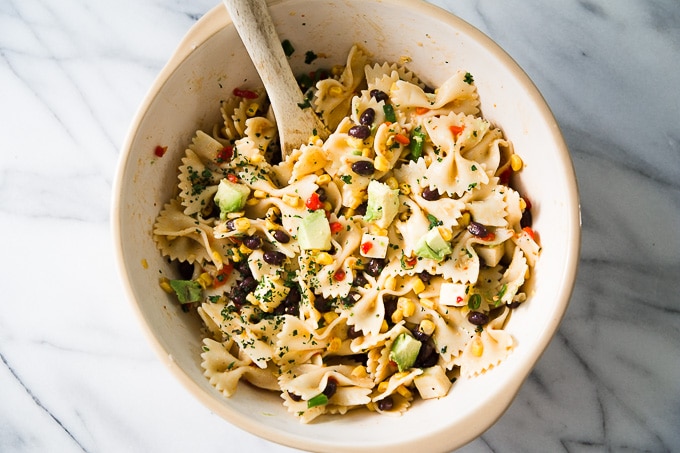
[1,0,679,451]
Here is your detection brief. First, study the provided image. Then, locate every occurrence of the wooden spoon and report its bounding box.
[223,0,330,158]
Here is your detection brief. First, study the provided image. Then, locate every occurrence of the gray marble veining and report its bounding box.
[1,0,678,452]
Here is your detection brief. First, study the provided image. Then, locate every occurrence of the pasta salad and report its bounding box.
[153,44,540,422]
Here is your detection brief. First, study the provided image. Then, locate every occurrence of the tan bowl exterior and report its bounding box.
[112,1,580,451]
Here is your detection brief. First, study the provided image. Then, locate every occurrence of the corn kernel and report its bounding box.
[246,197,259,206]
[384,275,397,291]
[266,206,281,218]
[323,201,333,211]
[265,219,279,231]
[361,147,372,157]
[348,258,364,270]
[253,189,267,199]
[327,337,342,353]
[420,298,436,310]
[459,212,471,227]
[471,337,484,356]
[391,308,404,324]
[368,224,388,236]
[351,365,368,378]
[510,154,524,172]
[396,385,412,399]
[329,86,344,96]
[282,194,300,207]
[419,319,436,336]
[246,103,259,117]
[379,177,397,191]
[230,248,242,262]
[211,250,223,267]
[196,272,213,289]
[374,155,390,172]
[377,381,390,393]
[519,197,527,212]
[399,183,411,195]
[308,134,320,145]
[398,297,416,317]
[331,65,345,76]
[226,210,245,219]
[412,277,425,295]
[316,174,331,185]
[159,278,173,294]
[233,217,251,232]
[393,371,410,380]
[380,319,389,333]
[315,252,334,266]
[438,226,453,242]
[239,243,253,255]
[366,401,377,412]
[323,311,339,325]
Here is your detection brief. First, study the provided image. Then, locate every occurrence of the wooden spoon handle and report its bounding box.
[222,0,328,157]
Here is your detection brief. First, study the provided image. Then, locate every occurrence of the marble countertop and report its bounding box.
[2,0,678,452]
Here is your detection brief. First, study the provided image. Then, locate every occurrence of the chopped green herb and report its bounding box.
[383,104,396,122]
[468,293,482,310]
[464,72,474,84]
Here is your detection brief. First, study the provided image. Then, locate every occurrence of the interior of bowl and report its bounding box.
[112,1,580,452]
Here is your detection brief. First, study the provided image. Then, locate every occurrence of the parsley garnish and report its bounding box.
[464,72,474,84]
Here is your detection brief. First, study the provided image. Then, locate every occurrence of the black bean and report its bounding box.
[322,377,338,398]
[468,311,489,325]
[383,296,397,325]
[366,258,385,277]
[370,89,389,103]
[288,391,302,402]
[316,187,327,202]
[414,341,438,368]
[418,271,432,284]
[353,273,368,288]
[285,286,301,304]
[242,235,262,250]
[177,260,194,280]
[239,276,257,292]
[377,396,394,411]
[354,202,367,216]
[263,250,286,265]
[351,160,375,176]
[359,108,375,126]
[343,291,361,306]
[236,260,251,276]
[520,208,532,229]
[412,329,430,343]
[225,219,236,231]
[346,325,362,339]
[272,229,290,243]
[507,301,521,309]
[467,221,489,238]
[421,187,440,201]
[348,125,371,139]
[314,295,333,313]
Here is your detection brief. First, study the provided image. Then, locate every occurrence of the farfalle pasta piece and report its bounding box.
[314,45,369,129]
[456,307,514,377]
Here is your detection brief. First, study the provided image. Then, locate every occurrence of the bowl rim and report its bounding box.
[111,1,581,451]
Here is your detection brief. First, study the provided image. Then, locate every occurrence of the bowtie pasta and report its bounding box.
[153,44,540,423]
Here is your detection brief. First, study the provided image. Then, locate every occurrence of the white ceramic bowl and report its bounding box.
[112,1,580,451]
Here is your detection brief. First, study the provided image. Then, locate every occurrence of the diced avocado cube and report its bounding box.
[168,279,202,304]
[389,332,422,372]
[364,180,399,228]
[214,179,250,219]
[414,227,452,262]
[297,209,332,250]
